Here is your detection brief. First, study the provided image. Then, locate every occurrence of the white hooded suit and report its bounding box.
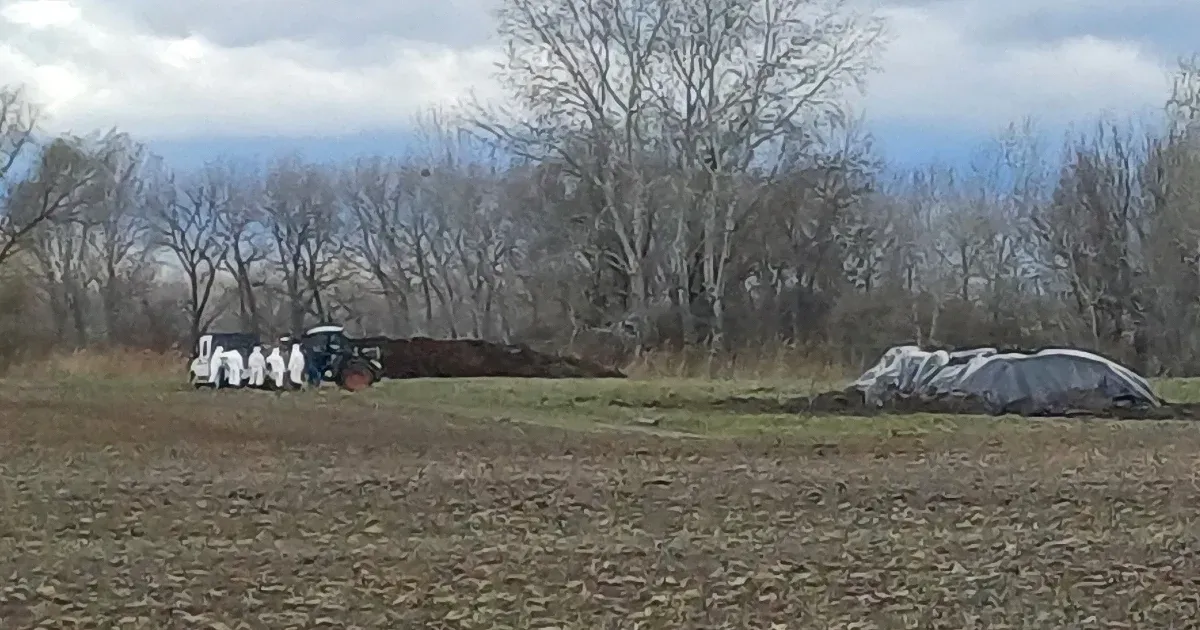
[287,344,306,388]
[267,348,286,388]
[223,349,244,386]
[247,346,266,387]
[209,345,225,387]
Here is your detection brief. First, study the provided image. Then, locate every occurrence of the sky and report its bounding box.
[0,0,1193,171]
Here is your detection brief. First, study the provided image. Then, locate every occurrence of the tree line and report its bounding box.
[2,0,1200,375]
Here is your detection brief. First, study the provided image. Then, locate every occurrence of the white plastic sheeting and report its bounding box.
[851,345,1161,414]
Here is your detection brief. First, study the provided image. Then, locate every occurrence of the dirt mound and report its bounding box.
[705,388,1200,420]
[355,337,625,379]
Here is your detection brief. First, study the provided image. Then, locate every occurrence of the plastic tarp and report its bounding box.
[851,345,1162,414]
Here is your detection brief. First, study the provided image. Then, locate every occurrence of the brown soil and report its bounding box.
[4,383,1200,627]
[354,336,625,379]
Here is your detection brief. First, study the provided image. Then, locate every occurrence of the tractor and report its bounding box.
[299,324,384,391]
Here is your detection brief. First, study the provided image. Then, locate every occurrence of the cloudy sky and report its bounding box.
[0,0,1192,168]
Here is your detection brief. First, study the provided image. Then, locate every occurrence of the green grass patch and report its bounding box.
[12,371,1200,442]
[359,375,1200,440]
[363,377,998,438]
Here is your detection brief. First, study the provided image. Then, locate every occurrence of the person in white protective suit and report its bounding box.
[247,346,266,388]
[222,348,245,387]
[267,347,286,389]
[209,345,226,387]
[287,343,306,389]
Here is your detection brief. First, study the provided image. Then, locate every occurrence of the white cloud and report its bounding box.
[0,0,1185,139]
[0,0,502,138]
[1,0,81,28]
[864,6,1174,131]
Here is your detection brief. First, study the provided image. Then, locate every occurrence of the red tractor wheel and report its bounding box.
[339,363,375,392]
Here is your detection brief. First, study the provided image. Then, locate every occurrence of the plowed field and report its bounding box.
[3,377,1200,628]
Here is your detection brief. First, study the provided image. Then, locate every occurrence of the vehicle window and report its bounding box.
[303,334,327,352]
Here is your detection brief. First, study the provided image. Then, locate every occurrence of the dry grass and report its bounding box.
[22,347,185,381]
[622,343,853,383]
[3,375,1200,627]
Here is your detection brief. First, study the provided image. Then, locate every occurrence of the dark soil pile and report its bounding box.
[352,337,625,379]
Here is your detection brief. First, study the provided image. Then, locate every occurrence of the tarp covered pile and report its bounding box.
[850,345,1162,416]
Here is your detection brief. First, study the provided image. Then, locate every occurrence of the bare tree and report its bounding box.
[1167,55,1200,136]
[15,133,127,345]
[440,166,520,339]
[472,0,675,319]
[29,215,91,344]
[260,157,346,333]
[654,0,886,345]
[86,134,152,340]
[473,0,885,345]
[1140,60,1200,372]
[215,166,268,335]
[406,114,504,337]
[413,182,462,337]
[342,156,416,335]
[0,87,38,185]
[146,160,234,344]
[2,131,116,270]
[1029,123,1145,348]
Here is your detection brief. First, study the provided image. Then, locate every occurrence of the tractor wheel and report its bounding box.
[339,362,376,392]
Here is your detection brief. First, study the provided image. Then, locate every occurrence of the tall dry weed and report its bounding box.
[24,348,185,380]
[622,341,854,385]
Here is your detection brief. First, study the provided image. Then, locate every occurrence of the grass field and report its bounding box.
[4,368,1200,627]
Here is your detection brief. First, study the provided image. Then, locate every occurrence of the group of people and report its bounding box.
[208,341,311,389]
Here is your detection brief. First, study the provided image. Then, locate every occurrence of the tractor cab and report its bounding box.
[299,324,382,390]
[300,324,349,379]
[189,332,261,387]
